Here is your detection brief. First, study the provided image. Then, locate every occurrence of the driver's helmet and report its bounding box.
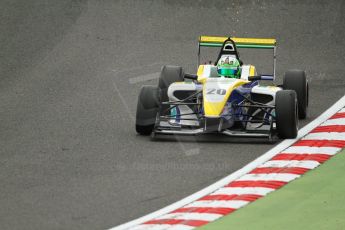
[217,56,241,78]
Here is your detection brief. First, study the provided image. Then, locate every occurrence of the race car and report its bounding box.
[135,36,308,139]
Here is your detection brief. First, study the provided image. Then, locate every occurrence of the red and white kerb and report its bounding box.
[127,108,345,230]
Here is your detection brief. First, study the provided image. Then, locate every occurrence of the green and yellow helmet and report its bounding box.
[217,56,241,78]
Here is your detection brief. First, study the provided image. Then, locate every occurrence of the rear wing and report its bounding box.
[199,36,276,49]
[198,35,277,78]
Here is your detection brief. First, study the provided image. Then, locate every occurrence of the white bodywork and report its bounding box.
[249,85,282,128]
[251,85,281,104]
[203,78,237,103]
[240,65,256,80]
[167,82,201,126]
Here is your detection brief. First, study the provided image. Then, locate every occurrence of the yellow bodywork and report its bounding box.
[202,77,249,117]
[196,64,253,117]
[249,65,256,76]
[197,65,207,83]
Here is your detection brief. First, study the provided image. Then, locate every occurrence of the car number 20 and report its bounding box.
[206,88,226,95]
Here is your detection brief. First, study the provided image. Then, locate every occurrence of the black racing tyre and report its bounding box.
[275,90,298,139]
[158,65,184,112]
[135,85,159,135]
[283,69,308,119]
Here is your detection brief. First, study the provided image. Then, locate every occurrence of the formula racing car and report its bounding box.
[135,36,308,139]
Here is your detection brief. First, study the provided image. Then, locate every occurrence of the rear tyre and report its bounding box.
[283,69,308,119]
[275,90,298,139]
[135,86,159,135]
[158,65,184,112]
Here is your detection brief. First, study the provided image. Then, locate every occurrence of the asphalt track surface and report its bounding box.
[0,1,344,229]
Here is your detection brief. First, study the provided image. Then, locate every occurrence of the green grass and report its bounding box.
[199,149,345,230]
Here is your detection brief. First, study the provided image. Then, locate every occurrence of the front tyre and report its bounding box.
[275,90,298,139]
[158,65,184,112]
[135,86,159,135]
[283,69,308,119]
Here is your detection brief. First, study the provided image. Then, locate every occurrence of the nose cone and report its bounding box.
[203,78,248,117]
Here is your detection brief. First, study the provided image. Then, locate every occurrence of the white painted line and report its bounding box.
[129,72,160,84]
[184,200,249,209]
[130,225,194,230]
[281,146,340,155]
[211,187,274,196]
[162,226,195,230]
[339,108,345,113]
[155,213,222,222]
[259,160,320,169]
[111,62,163,75]
[111,95,345,230]
[237,173,300,182]
[111,81,134,121]
[320,118,345,125]
[303,132,345,140]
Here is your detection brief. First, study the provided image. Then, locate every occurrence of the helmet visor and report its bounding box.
[217,68,238,76]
